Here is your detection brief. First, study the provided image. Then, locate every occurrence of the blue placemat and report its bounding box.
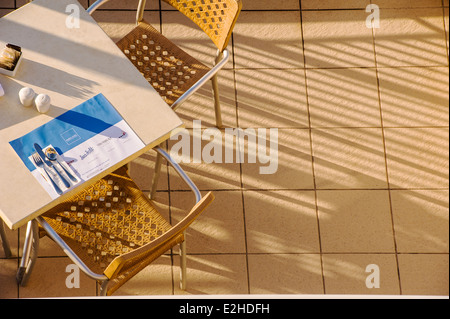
[9,93,145,198]
[10,93,124,172]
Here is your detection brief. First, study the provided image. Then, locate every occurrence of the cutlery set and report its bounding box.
[31,143,78,195]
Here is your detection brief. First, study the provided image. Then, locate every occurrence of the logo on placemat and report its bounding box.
[61,128,81,145]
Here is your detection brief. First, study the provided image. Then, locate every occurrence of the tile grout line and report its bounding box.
[162,187,450,195]
[369,1,403,294]
[298,0,326,295]
[182,251,450,256]
[221,12,253,294]
[172,126,450,132]
[233,64,449,71]
[163,12,178,297]
[442,1,450,64]
[156,0,176,295]
[89,8,447,12]
[17,251,450,258]
[231,30,252,295]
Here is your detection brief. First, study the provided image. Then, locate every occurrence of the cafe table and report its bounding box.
[0,0,183,231]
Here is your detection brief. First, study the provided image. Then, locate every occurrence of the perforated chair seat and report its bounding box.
[116,21,210,106]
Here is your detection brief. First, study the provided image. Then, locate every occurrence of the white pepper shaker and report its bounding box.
[35,93,51,113]
[19,87,36,107]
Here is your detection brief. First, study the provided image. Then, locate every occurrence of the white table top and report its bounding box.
[0,0,183,229]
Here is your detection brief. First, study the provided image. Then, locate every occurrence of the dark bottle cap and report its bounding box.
[6,43,21,52]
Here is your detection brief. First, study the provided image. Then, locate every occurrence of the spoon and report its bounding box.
[45,147,78,183]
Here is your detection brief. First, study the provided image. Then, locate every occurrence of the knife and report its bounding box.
[34,143,71,189]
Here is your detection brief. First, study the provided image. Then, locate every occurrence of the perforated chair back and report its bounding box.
[161,0,242,52]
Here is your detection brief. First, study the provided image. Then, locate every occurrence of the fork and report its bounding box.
[32,153,63,195]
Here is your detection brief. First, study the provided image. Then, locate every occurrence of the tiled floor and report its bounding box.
[0,0,449,298]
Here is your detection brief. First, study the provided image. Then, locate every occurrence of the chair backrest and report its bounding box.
[138,0,242,52]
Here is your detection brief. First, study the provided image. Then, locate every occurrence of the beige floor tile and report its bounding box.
[391,190,449,253]
[170,191,246,254]
[378,67,449,127]
[317,190,396,253]
[130,150,169,192]
[244,190,320,253]
[160,0,181,10]
[302,0,368,9]
[248,254,323,294]
[78,0,89,9]
[112,255,174,296]
[384,128,449,189]
[374,8,448,67]
[0,258,18,298]
[374,0,443,8]
[0,0,15,8]
[236,69,309,128]
[150,191,171,218]
[244,0,299,10]
[18,225,66,258]
[173,254,249,295]
[95,0,159,10]
[161,10,233,69]
[0,9,14,17]
[398,254,449,296]
[92,10,160,43]
[175,69,237,129]
[311,128,388,189]
[233,11,304,69]
[306,68,381,128]
[302,0,369,10]
[241,129,315,190]
[168,129,242,190]
[19,257,97,298]
[302,10,375,68]
[14,0,84,9]
[322,254,400,295]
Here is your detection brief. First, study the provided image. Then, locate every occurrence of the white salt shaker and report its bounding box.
[0,83,4,97]
[19,87,35,107]
[35,93,51,113]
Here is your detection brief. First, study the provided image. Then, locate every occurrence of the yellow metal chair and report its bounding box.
[17,147,214,296]
[89,0,241,123]
[88,0,242,198]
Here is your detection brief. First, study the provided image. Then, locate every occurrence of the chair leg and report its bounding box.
[17,220,39,286]
[99,279,109,296]
[0,220,12,258]
[211,74,223,129]
[179,235,187,290]
[150,151,163,200]
[212,50,225,128]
